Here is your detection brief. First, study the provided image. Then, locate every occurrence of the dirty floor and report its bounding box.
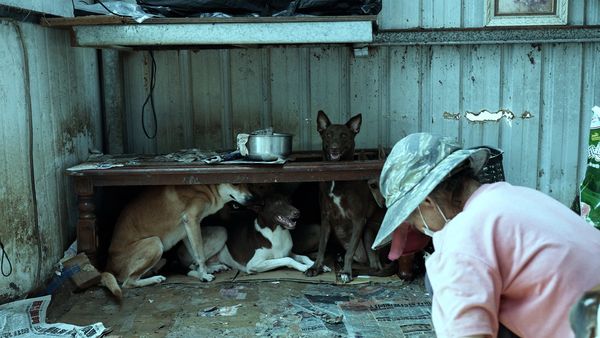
[46,269,435,338]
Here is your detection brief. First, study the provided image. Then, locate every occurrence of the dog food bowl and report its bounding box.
[246,133,293,161]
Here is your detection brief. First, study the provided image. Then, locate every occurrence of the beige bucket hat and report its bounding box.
[372,133,490,249]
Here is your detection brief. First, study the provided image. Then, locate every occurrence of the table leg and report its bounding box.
[75,178,98,264]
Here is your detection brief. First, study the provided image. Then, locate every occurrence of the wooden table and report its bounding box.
[66,151,384,261]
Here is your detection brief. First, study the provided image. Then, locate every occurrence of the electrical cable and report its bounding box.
[95,0,127,18]
[141,50,158,139]
[0,240,12,277]
[13,20,41,282]
[80,1,157,139]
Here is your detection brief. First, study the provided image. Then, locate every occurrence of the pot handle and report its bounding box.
[236,133,250,156]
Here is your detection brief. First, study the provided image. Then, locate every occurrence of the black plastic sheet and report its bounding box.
[137,0,381,17]
[293,0,381,16]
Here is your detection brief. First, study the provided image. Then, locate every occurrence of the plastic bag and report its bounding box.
[136,0,381,17]
[294,0,382,16]
[74,0,155,23]
[579,105,600,229]
[137,0,270,17]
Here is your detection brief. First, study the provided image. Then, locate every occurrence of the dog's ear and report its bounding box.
[346,113,362,134]
[317,110,331,134]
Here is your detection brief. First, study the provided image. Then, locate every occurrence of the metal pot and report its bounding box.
[246,133,293,161]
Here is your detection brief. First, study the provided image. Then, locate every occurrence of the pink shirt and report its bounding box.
[426,182,600,338]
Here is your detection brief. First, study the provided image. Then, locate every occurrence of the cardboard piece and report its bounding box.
[62,253,101,290]
[163,268,398,285]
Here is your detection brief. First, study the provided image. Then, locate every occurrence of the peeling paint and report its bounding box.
[465,109,515,122]
[442,111,461,120]
[522,111,533,118]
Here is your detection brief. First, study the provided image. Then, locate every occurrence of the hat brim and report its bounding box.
[372,147,489,249]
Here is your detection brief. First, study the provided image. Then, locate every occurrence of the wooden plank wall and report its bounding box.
[0,19,102,301]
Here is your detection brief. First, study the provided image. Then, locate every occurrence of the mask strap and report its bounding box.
[432,200,450,223]
[417,205,435,237]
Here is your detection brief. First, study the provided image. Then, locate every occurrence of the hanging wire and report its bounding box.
[1,241,12,277]
[95,0,127,18]
[141,51,158,139]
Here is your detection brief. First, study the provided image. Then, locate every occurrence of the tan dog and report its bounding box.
[100,183,253,299]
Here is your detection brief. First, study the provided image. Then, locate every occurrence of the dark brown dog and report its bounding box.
[305,110,389,283]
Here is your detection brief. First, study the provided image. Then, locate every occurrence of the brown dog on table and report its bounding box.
[100,183,254,299]
[305,110,390,283]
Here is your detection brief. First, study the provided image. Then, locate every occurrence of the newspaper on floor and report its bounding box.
[0,295,106,338]
[287,283,435,338]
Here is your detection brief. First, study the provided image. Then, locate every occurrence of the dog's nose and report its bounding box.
[291,209,300,219]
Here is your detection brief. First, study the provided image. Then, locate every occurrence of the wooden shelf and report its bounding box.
[66,151,384,258]
[66,150,384,185]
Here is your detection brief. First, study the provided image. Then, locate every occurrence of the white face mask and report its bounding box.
[417,200,450,237]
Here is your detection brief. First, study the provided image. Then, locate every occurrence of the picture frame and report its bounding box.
[485,0,568,27]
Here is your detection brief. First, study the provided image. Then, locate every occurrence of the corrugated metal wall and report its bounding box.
[120,41,600,207]
[116,0,600,208]
[0,0,73,17]
[378,0,600,28]
[0,19,102,301]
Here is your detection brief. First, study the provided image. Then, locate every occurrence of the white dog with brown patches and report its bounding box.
[179,194,329,275]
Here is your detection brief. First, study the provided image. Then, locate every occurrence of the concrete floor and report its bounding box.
[46,269,435,338]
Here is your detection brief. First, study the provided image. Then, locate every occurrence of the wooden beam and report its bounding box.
[41,15,377,27]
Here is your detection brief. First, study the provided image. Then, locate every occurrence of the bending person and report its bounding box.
[373,132,600,338]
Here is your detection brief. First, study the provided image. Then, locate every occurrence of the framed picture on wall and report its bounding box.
[485,0,568,26]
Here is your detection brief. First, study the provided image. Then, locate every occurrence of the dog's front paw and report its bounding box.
[322,265,332,273]
[188,270,216,282]
[199,271,215,282]
[297,264,312,272]
[305,265,322,277]
[207,263,230,274]
[338,272,352,284]
[294,255,315,266]
[150,275,167,284]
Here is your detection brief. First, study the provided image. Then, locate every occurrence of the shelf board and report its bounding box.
[41,15,376,48]
[373,25,600,45]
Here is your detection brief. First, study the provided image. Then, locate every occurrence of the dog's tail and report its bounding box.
[352,260,399,278]
[100,272,123,302]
